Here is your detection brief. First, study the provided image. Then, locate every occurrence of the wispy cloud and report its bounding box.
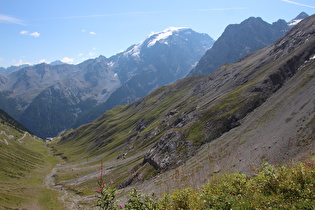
[29,32,41,37]
[89,31,96,35]
[20,31,29,35]
[20,31,41,37]
[281,0,315,8]
[32,8,247,22]
[39,59,46,64]
[41,11,168,21]
[192,7,247,11]
[61,57,74,64]
[0,14,25,25]
[14,59,31,66]
[88,48,97,56]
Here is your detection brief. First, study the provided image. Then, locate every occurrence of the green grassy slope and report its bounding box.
[0,110,65,209]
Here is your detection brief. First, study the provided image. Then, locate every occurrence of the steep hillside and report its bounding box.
[53,14,315,207]
[0,28,213,138]
[0,109,65,209]
[0,109,30,133]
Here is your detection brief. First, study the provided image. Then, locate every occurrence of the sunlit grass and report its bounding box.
[0,121,66,209]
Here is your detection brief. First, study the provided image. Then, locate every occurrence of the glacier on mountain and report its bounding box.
[124,42,143,58]
[288,19,303,26]
[147,27,188,47]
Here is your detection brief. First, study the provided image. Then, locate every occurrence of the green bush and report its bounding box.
[96,182,118,210]
[125,188,158,210]
[96,160,315,209]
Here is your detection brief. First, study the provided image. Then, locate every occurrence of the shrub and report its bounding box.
[96,183,118,210]
[95,159,315,209]
[125,188,158,210]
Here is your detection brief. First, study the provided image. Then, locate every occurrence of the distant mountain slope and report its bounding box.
[0,64,30,75]
[54,14,315,198]
[0,109,30,133]
[188,12,308,76]
[0,28,213,138]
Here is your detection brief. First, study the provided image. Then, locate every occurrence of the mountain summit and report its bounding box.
[0,28,213,137]
[187,15,306,76]
[288,12,309,26]
[146,27,189,47]
[69,27,214,129]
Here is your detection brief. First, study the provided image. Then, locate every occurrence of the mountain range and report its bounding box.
[50,14,315,208]
[0,13,308,139]
[0,28,214,137]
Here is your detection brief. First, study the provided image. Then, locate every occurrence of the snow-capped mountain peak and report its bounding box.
[123,27,189,58]
[123,41,143,58]
[288,19,303,26]
[288,12,309,26]
[147,27,188,47]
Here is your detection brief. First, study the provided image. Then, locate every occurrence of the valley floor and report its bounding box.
[0,131,66,209]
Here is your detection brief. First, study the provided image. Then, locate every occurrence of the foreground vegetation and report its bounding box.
[97,160,315,209]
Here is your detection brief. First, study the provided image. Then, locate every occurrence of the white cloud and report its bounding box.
[61,57,74,64]
[88,47,97,56]
[39,59,46,63]
[89,31,96,35]
[20,31,29,35]
[192,7,247,11]
[14,59,31,66]
[29,32,40,38]
[78,53,84,57]
[281,0,315,8]
[82,29,86,33]
[0,14,25,25]
[20,31,41,37]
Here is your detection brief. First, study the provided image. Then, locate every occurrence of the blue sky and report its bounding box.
[1,0,314,68]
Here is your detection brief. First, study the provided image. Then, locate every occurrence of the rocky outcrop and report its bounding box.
[143,131,196,170]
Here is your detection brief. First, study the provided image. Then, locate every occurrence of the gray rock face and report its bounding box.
[143,131,196,170]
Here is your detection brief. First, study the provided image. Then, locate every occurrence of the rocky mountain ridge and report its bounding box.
[0,64,30,75]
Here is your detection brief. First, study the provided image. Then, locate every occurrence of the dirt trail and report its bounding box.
[17,132,28,143]
[45,163,92,209]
